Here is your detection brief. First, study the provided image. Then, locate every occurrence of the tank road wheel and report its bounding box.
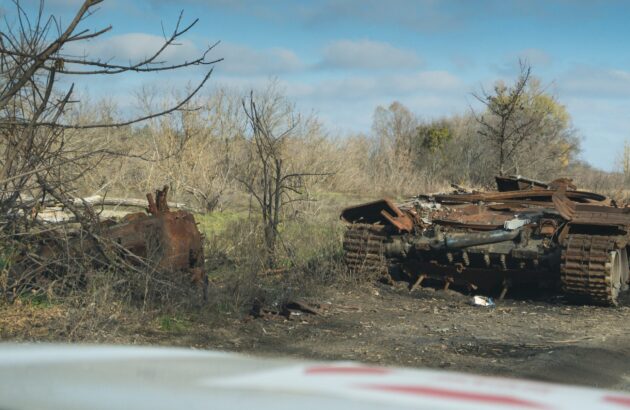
[621,248,629,292]
[607,249,623,303]
[561,234,629,306]
[343,224,388,279]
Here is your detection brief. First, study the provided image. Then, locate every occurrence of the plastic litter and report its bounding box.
[504,217,531,230]
[470,295,495,307]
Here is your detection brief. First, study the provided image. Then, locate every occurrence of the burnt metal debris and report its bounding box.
[10,186,205,294]
[341,176,630,306]
[104,186,205,283]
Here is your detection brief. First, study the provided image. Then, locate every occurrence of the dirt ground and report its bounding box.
[216,284,630,392]
[3,283,630,392]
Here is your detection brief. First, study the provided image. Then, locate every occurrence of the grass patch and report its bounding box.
[278,219,344,266]
[183,191,358,315]
[313,190,375,205]
[17,293,57,309]
[195,210,250,237]
[157,315,191,333]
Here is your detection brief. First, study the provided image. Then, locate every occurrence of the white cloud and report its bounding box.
[65,35,303,77]
[210,68,465,136]
[320,39,423,70]
[64,33,202,64]
[216,42,304,75]
[559,66,630,99]
[48,0,85,6]
[150,0,471,33]
[563,97,630,171]
[516,48,552,67]
[492,48,553,76]
[450,54,475,71]
[289,70,461,101]
[391,70,462,91]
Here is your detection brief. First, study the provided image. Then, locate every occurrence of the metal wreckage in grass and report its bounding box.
[341,176,630,306]
[102,186,205,283]
[10,186,205,294]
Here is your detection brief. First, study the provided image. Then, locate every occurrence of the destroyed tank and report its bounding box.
[8,186,206,298]
[341,176,630,306]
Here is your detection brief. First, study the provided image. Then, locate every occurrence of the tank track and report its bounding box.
[560,234,622,306]
[343,224,388,277]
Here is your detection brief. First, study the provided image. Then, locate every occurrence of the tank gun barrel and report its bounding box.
[385,229,522,257]
[431,229,521,250]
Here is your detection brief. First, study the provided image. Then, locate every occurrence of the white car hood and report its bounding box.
[0,344,629,410]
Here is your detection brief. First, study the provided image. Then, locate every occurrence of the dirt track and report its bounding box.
[219,284,630,392]
[3,282,630,392]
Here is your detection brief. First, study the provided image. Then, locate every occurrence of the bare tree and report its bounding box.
[473,62,539,176]
[238,91,326,269]
[473,62,578,178]
[368,101,427,193]
[617,140,630,186]
[0,0,219,295]
[0,0,218,222]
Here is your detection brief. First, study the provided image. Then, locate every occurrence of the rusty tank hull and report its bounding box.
[104,186,205,283]
[8,186,206,296]
[341,176,630,306]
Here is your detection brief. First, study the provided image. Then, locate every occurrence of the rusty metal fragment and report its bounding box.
[11,186,205,295]
[341,175,630,306]
[103,186,204,283]
[250,299,324,319]
[341,198,414,233]
[552,185,576,220]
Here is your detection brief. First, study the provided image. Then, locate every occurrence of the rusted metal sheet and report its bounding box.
[552,186,576,220]
[433,189,608,205]
[11,187,205,294]
[17,187,204,282]
[341,198,414,233]
[572,204,630,227]
[495,175,549,191]
[104,186,205,283]
[495,175,578,192]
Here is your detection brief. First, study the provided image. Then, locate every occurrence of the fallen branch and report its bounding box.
[71,195,200,213]
[21,194,203,217]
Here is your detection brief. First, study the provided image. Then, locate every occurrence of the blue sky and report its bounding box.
[10,0,630,170]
